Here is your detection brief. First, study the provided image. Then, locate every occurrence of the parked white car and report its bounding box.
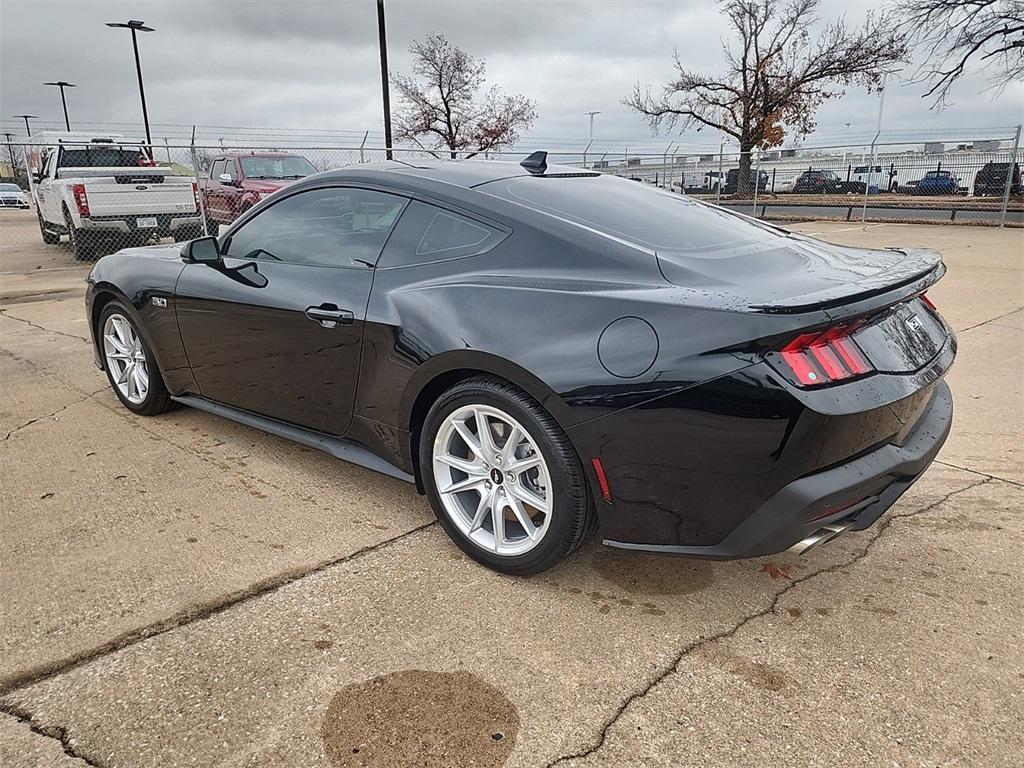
[29,132,202,260]
[0,182,30,209]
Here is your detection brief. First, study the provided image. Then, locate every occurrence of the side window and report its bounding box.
[223,187,408,268]
[377,200,506,268]
[210,159,224,179]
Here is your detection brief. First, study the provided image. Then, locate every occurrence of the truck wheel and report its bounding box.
[37,209,60,245]
[64,208,95,261]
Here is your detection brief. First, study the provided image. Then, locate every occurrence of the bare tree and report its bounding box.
[626,0,907,194]
[392,33,537,158]
[896,0,1024,107]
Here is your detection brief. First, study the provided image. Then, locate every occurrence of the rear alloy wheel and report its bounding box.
[421,377,594,575]
[99,302,172,415]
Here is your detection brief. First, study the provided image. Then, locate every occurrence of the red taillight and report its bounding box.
[71,183,90,217]
[778,323,873,387]
[191,181,201,212]
[920,293,936,311]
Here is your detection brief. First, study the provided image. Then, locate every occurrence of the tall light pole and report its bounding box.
[585,111,601,142]
[376,0,393,160]
[107,20,155,151]
[43,82,76,131]
[13,114,39,137]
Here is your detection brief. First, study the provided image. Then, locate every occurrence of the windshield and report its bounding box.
[0,183,21,192]
[58,145,146,168]
[240,155,316,179]
[481,173,791,254]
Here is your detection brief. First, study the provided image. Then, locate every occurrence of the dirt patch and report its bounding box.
[701,645,791,692]
[590,549,715,595]
[321,670,519,767]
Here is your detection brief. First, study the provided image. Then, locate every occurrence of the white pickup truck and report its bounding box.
[30,133,203,260]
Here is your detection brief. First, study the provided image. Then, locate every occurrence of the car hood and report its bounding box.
[656,235,943,313]
[117,243,184,261]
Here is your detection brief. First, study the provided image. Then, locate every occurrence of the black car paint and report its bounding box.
[86,160,955,556]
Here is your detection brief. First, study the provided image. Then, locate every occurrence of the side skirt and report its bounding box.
[170,394,415,484]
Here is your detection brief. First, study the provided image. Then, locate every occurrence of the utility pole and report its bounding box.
[376,0,393,160]
[13,114,38,137]
[585,111,601,142]
[43,81,76,130]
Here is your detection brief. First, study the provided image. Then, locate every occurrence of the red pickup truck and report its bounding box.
[198,152,317,234]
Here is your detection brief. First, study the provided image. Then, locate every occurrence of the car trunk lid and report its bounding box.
[656,236,943,314]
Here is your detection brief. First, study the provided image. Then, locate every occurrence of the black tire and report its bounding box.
[97,301,173,416]
[64,207,95,261]
[37,209,60,244]
[419,376,595,575]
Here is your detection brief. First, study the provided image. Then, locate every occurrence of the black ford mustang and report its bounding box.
[85,154,955,575]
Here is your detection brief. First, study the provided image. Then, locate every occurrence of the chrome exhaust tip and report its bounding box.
[787,519,857,556]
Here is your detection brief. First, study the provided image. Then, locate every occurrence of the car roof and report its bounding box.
[310,158,591,190]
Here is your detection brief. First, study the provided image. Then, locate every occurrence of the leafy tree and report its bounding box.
[626,0,907,194]
[897,0,1024,107]
[392,33,537,158]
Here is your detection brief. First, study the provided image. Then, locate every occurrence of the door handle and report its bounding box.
[305,305,354,327]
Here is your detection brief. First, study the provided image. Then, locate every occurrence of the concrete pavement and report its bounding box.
[0,220,1021,767]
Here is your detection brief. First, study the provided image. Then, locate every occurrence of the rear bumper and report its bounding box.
[80,214,200,234]
[603,379,953,558]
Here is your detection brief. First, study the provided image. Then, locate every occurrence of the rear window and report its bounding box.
[58,146,146,168]
[480,173,788,253]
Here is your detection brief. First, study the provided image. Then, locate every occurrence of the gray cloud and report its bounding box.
[2,0,1021,150]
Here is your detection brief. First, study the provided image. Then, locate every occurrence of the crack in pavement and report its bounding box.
[544,476,992,768]
[0,705,104,767]
[0,308,90,343]
[0,521,437,695]
[957,305,1023,334]
[2,387,107,441]
[935,459,1023,488]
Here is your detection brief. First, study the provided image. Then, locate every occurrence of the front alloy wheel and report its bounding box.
[103,313,150,404]
[97,301,172,416]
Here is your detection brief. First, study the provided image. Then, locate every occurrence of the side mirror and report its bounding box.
[181,236,222,265]
[218,173,234,185]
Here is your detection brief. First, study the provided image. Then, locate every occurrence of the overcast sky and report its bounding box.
[2,0,1021,151]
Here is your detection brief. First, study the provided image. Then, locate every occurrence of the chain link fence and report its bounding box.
[1,131,1021,264]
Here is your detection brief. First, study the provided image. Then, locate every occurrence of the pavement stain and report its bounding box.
[589,548,716,595]
[761,562,794,580]
[321,670,518,767]
[699,644,792,693]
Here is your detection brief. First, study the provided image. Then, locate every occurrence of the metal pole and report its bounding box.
[752,147,761,215]
[862,71,887,224]
[59,86,70,131]
[190,126,210,237]
[359,130,368,163]
[999,124,1021,228]
[716,138,724,205]
[129,28,153,151]
[376,0,393,160]
[586,111,600,142]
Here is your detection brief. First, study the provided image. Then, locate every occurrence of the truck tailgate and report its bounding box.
[84,179,196,217]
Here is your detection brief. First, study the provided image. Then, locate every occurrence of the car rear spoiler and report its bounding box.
[748,248,945,314]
